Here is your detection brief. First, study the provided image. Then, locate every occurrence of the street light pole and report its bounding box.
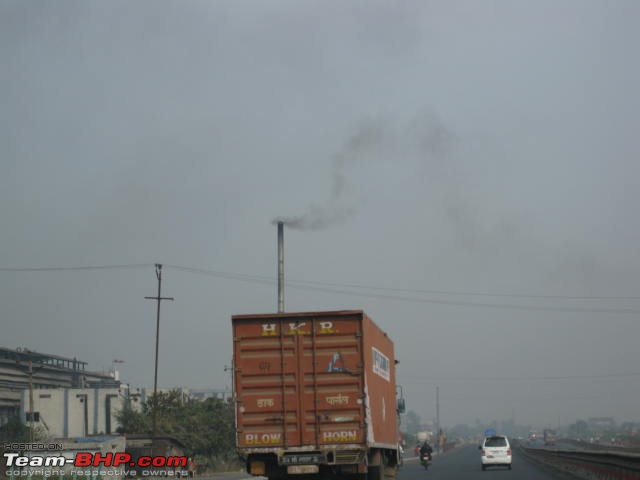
[145,264,174,445]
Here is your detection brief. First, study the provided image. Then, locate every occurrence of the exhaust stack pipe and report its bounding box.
[277,221,284,313]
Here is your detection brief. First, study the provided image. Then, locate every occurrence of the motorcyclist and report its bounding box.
[419,441,433,470]
[420,441,433,457]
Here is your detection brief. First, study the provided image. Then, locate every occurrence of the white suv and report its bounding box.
[479,435,512,470]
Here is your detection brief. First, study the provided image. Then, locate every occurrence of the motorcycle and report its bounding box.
[420,451,432,470]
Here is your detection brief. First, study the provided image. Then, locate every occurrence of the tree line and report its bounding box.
[116,389,241,473]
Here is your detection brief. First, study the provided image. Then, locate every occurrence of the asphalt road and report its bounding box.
[398,445,572,480]
[200,446,574,480]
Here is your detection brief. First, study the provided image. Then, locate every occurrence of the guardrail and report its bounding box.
[519,445,640,480]
[559,439,640,454]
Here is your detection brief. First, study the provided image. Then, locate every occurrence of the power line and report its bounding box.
[280,282,640,314]
[167,265,640,300]
[3,262,637,300]
[166,265,274,284]
[2,262,639,314]
[0,264,151,272]
[165,265,640,315]
[286,278,640,301]
[399,372,640,383]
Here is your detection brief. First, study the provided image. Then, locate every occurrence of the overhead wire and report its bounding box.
[283,278,640,300]
[164,265,640,314]
[0,264,151,272]
[166,265,640,300]
[398,372,640,383]
[2,263,639,314]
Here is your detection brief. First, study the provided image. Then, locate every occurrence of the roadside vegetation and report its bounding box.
[116,389,241,473]
[0,418,47,443]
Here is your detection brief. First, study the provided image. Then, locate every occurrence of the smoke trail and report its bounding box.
[273,118,390,230]
[273,112,456,230]
[408,110,455,164]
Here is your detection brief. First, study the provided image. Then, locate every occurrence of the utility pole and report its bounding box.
[18,349,39,442]
[28,356,34,442]
[144,264,174,446]
[436,386,440,454]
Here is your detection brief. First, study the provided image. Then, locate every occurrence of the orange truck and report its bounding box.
[232,310,404,480]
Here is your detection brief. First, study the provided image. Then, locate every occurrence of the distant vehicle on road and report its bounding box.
[479,435,512,471]
[543,429,557,446]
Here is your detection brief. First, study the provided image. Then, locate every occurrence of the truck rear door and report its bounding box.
[233,313,366,449]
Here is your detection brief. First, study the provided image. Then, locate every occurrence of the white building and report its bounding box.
[19,385,134,437]
[18,385,230,438]
[0,346,119,427]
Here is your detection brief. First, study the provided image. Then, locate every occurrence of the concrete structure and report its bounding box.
[0,346,119,426]
[19,386,133,437]
[588,417,616,431]
[15,385,231,438]
[130,386,232,403]
[188,388,232,402]
[2,347,231,440]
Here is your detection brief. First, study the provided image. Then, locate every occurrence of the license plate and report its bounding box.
[281,455,323,465]
[287,465,319,474]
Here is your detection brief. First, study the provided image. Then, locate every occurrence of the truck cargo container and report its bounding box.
[232,310,403,480]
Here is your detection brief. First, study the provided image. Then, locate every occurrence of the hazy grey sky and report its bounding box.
[2,0,639,429]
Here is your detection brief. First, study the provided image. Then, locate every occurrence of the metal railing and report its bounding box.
[519,445,640,480]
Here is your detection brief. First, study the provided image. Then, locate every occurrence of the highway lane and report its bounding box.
[399,445,571,480]
[200,446,574,480]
